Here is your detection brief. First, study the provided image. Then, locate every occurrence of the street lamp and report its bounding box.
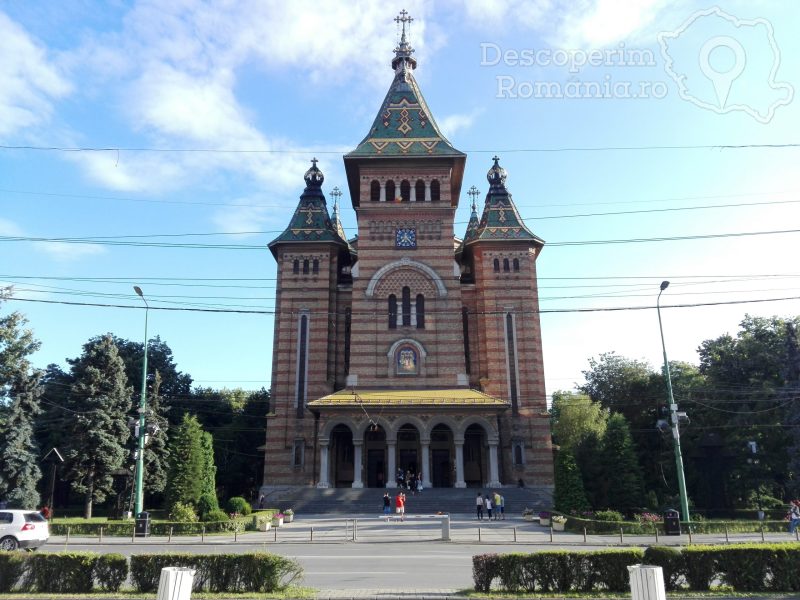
[133,285,149,516]
[657,280,691,522]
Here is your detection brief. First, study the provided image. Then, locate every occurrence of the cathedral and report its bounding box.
[261,13,553,496]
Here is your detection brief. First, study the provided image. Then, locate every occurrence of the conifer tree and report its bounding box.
[554,449,590,514]
[166,414,205,509]
[601,413,645,512]
[64,335,132,518]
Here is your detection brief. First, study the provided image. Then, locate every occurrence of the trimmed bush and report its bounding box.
[472,553,499,592]
[130,552,302,593]
[197,492,219,519]
[643,545,683,591]
[202,508,230,523]
[594,509,624,522]
[681,546,718,591]
[26,552,98,593]
[0,552,27,592]
[95,553,128,592]
[227,496,252,516]
[169,501,198,524]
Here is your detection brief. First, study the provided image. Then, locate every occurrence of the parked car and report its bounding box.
[0,510,49,550]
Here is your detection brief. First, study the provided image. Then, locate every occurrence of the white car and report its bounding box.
[0,510,49,550]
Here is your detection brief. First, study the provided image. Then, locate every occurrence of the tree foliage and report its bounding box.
[551,391,608,452]
[554,449,590,513]
[166,414,219,511]
[601,413,645,511]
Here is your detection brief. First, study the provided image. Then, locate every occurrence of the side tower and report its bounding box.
[263,161,351,486]
[459,158,554,490]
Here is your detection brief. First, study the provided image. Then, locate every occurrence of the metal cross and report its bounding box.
[331,186,342,211]
[395,9,413,37]
[492,155,500,163]
[310,157,318,168]
[467,185,480,212]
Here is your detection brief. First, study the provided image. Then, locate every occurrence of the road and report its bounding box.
[42,514,799,590]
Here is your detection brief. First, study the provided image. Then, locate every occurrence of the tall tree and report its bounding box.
[550,391,608,453]
[63,336,132,518]
[600,413,645,512]
[0,301,44,508]
[166,413,205,509]
[553,449,590,513]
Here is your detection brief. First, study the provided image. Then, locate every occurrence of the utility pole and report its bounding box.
[133,286,149,516]
[657,281,691,522]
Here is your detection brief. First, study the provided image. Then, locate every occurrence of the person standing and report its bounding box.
[396,492,406,521]
[499,493,505,520]
[485,493,493,520]
[789,500,800,533]
[476,493,484,520]
[415,472,423,494]
[383,492,391,519]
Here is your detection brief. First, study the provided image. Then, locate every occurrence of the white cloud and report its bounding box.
[438,109,483,137]
[0,217,24,236]
[212,200,284,237]
[0,11,71,138]
[34,241,106,262]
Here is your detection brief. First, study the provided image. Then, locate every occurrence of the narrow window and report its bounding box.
[400,180,411,202]
[293,260,299,274]
[513,258,520,272]
[513,443,524,466]
[505,313,519,415]
[293,439,304,467]
[415,179,425,201]
[388,295,397,329]
[386,180,396,202]
[303,259,309,274]
[370,180,380,202]
[430,179,440,202]
[416,294,425,329]
[402,286,411,327]
[312,259,319,274]
[462,306,471,375]
[296,314,309,418]
[493,259,500,272]
[344,308,352,372]
[503,258,510,272]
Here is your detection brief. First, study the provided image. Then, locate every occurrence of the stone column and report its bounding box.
[352,441,364,488]
[455,441,466,488]
[410,300,417,328]
[379,181,386,202]
[410,184,417,202]
[424,180,431,202]
[386,441,397,488]
[317,441,330,488]
[421,440,432,488]
[488,443,501,487]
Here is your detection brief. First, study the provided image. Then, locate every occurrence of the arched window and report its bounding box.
[402,286,411,327]
[303,259,309,274]
[493,258,500,272]
[513,258,520,272]
[430,179,440,201]
[400,180,410,202]
[514,443,524,466]
[415,179,425,201]
[293,259,299,274]
[370,180,381,202]
[416,294,425,329]
[503,258,510,272]
[344,307,352,373]
[386,180,396,202]
[388,295,397,329]
[312,259,319,274]
[296,314,309,418]
[462,306,471,375]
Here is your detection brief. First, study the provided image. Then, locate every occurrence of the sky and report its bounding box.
[1,0,799,399]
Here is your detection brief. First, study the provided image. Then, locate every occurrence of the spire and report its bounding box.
[330,186,349,243]
[268,159,347,256]
[465,156,544,247]
[345,10,464,159]
[462,185,481,245]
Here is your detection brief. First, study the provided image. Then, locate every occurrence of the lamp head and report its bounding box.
[660,281,670,291]
[133,285,144,297]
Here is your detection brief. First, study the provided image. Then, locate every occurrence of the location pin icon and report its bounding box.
[699,36,746,109]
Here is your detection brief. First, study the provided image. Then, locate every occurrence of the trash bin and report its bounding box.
[135,511,151,537]
[628,564,666,600]
[663,509,681,536]
[156,567,195,600]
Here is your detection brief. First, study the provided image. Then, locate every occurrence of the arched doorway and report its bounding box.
[464,423,488,487]
[397,424,420,485]
[430,423,454,487]
[330,424,354,488]
[365,424,387,488]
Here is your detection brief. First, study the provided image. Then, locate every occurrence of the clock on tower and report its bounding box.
[395,227,417,248]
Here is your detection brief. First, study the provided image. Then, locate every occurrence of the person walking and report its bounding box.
[789,500,800,533]
[383,492,392,520]
[396,492,406,521]
[499,493,505,520]
[476,493,484,520]
[485,493,493,520]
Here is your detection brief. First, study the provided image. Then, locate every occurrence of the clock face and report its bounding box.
[395,227,417,248]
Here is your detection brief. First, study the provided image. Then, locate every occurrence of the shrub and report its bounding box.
[643,546,683,591]
[587,549,644,591]
[0,552,27,593]
[95,553,128,592]
[197,492,219,519]
[226,496,252,516]
[681,546,718,591]
[202,508,230,523]
[26,552,98,593]
[593,509,624,522]
[169,501,198,523]
[472,553,499,592]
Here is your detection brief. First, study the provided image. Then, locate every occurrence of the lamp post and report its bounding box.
[133,285,149,516]
[657,280,691,522]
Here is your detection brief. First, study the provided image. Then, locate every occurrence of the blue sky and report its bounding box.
[1,0,798,398]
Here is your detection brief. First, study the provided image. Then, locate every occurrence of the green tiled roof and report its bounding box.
[466,157,544,246]
[268,160,348,254]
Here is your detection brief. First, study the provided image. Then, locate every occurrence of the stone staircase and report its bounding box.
[259,486,552,515]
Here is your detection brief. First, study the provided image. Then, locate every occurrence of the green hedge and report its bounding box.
[49,513,264,536]
[130,552,303,592]
[474,544,800,593]
[564,514,789,534]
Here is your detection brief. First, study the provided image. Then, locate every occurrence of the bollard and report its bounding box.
[344,520,348,541]
[760,525,765,543]
[795,528,799,542]
[513,527,517,543]
[550,527,553,543]
[654,527,659,544]
[441,515,450,541]
[234,528,238,543]
[131,526,135,544]
[274,525,277,542]
[201,526,205,543]
[66,526,71,546]
[478,527,481,542]
[99,527,103,543]
[310,526,313,542]
[620,527,624,544]
[169,526,173,543]
[724,525,728,544]
[583,527,587,544]
[354,518,358,541]
[688,528,692,545]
